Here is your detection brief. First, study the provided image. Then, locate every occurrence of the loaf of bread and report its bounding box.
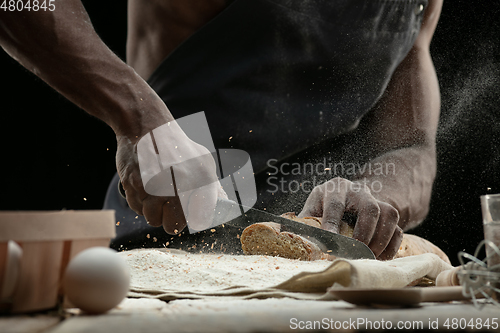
[240,213,451,264]
[394,234,450,264]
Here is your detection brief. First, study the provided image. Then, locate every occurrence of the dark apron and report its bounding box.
[105,0,427,250]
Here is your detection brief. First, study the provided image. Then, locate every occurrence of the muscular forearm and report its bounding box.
[352,144,436,230]
[349,22,441,231]
[0,1,171,137]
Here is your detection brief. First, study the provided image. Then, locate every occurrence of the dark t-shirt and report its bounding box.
[147,0,427,172]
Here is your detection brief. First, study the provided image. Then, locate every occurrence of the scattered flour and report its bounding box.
[120,249,332,292]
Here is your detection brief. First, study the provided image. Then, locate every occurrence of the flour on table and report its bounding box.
[120,249,332,292]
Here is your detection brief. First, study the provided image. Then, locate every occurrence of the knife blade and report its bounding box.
[208,198,375,260]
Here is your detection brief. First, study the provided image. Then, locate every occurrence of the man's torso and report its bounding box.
[127,0,230,79]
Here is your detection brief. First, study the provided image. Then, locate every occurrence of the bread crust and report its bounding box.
[395,234,451,265]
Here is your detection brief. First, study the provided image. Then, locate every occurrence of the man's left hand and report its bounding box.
[298,177,403,260]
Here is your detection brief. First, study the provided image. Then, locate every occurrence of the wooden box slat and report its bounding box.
[0,210,115,242]
[0,243,7,298]
[11,241,64,313]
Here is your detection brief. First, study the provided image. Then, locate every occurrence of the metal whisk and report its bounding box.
[458,240,500,308]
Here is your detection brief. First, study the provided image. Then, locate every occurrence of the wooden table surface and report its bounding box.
[2,297,499,333]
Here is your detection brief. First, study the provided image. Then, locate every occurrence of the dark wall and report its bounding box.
[412,1,500,265]
[0,1,127,211]
[1,1,499,265]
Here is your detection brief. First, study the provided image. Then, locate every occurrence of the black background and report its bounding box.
[1,1,499,265]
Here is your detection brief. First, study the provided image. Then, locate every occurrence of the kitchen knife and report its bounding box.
[207,198,375,260]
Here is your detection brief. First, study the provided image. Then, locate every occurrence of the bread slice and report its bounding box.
[240,213,451,264]
[240,222,328,261]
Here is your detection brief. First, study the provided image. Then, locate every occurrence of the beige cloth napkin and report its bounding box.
[276,253,453,292]
[127,252,453,301]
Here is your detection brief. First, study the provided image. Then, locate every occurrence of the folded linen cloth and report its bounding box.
[275,253,453,293]
[122,249,453,301]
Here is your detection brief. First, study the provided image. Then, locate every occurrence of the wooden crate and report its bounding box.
[0,210,116,313]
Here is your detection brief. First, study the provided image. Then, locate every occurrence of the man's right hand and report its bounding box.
[116,123,224,234]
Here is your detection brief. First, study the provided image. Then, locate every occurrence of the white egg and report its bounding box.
[63,247,130,314]
[1,241,23,301]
